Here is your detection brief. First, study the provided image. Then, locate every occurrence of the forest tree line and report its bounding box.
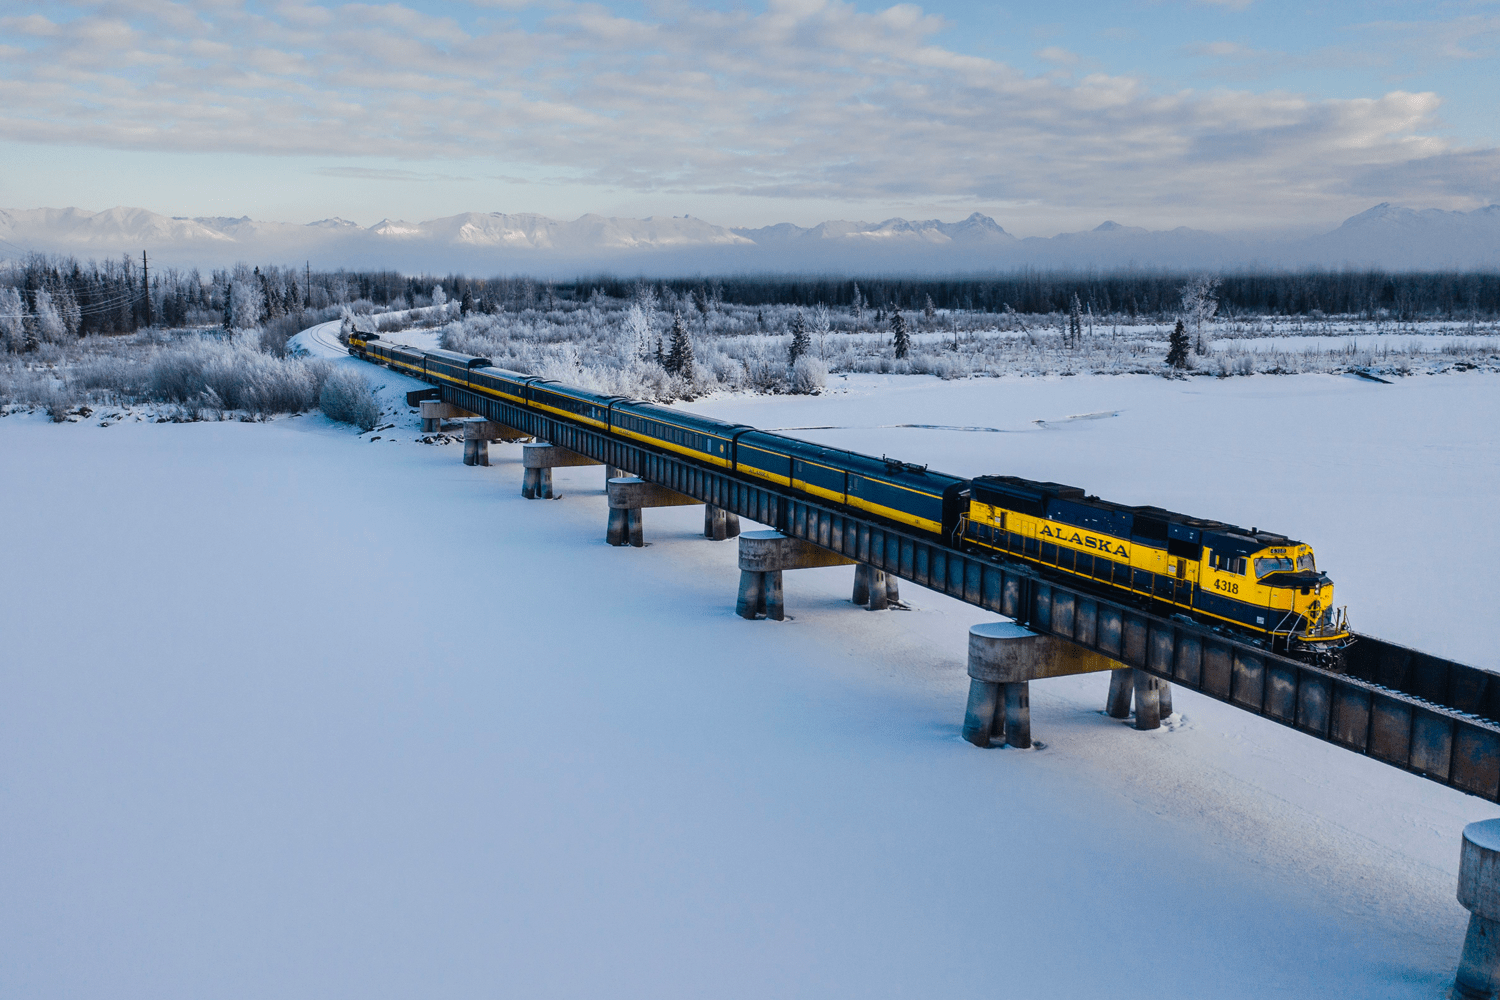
[4,252,1499,348]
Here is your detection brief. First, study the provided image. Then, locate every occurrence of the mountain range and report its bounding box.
[1,204,1496,275]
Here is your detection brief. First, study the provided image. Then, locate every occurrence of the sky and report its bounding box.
[0,0,1497,236]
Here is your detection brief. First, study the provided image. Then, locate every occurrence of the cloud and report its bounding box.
[0,0,1491,227]
[1355,14,1500,66]
[1035,46,1080,65]
[315,166,476,182]
[1183,41,1258,59]
[0,14,62,37]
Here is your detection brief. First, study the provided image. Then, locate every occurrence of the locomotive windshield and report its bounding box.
[1254,555,1296,577]
[1297,552,1315,571]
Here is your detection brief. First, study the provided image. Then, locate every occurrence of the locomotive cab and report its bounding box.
[1247,542,1350,651]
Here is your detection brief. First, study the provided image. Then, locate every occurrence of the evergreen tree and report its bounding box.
[460,289,474,315]
[924,293,936,322]
[666,311,694,379]
[654,336,666,367]
[1166,319,1191,369]
[891,307,910,359]
[788,310,810,365]
[1068,292,1083,349]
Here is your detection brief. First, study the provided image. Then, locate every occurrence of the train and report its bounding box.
[350,331,1353,661]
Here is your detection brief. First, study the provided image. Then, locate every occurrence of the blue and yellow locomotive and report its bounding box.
[961,477,1350,659]
[348,331,1350,660]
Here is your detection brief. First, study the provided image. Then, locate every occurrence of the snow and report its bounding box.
[1465,820,1500,853]
[972,621,1036,640]
[288,319,346,358]
[4,364,1497,999]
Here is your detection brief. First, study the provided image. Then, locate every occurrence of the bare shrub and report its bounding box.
[319,366,380,430]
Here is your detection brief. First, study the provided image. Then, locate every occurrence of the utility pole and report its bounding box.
[141,250,153,327]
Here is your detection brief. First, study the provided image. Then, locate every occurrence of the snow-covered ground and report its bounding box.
[3,357,1497,999]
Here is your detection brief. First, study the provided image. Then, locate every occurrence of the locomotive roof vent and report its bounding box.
[882,455,928,475]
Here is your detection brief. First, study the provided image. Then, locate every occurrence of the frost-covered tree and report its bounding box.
[665,311,694,379]
[633,281,657,314]
[33,287,66,343]
[811,303,831,357]
[788,310,810,365]
[924,294,936,322]
[431,284,447,307]
[1180,274,1220,353]
[1166,319,1191,369]
[851,282,864,329]
[891,307,910,359]
[622,302,654,360]
[1068,293,1083,349]
[0,286,25,352]
[226,277,265,331]
[55,285,81,337]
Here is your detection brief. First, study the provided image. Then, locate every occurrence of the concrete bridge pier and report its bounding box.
[1106,667,1134,719]
[963,624,1124,749]
[1454,820,1500,999]
[606,477,698,547]
[963,623,1044,749]
[420,400,475,433]
[1104,667,1174,729]
[1134,670,1165,730]
[852,564,900,610]
[461,419,528,466]
[704,504,741,541]
[521,442,602,499]
[735,530,856,622]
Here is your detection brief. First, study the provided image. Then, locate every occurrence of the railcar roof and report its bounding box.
[972,475,1304,548]
[472,366,532,381]
[531,381,629,404]
[424,348,486,365]
[616,400,746,435]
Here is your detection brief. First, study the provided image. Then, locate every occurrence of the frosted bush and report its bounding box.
[789,356,827,394]
[0,362,54,407]
[319,366,381,430]
[139,339,330,415]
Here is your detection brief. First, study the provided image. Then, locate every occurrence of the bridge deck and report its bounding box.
[442,382,1500,804]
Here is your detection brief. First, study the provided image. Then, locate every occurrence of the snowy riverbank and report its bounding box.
[3,368,1497,998]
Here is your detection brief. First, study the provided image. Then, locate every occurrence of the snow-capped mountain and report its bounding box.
[736,212,1016,247]
[1304,204,1500,270]
[1,204,1496,274]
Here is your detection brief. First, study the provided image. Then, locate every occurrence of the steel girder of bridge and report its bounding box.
[446,384,1500,804]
